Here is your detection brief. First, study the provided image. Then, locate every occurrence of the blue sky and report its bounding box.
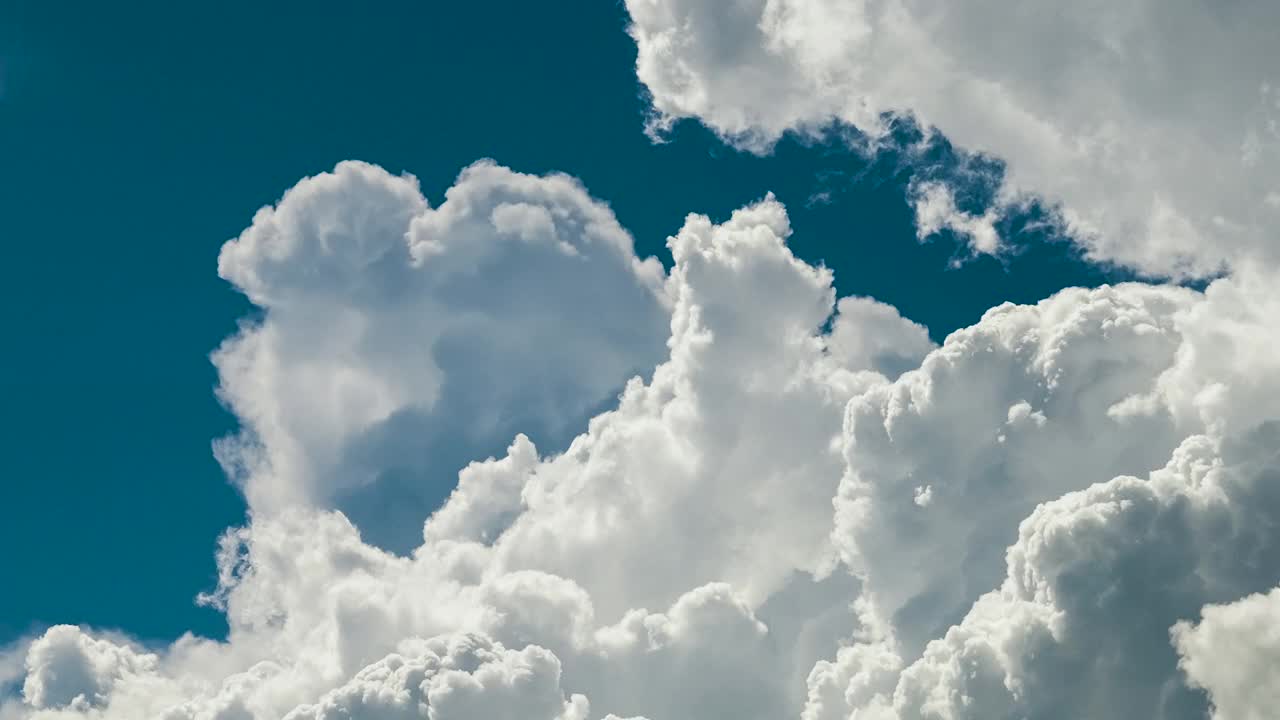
[0,0,1132,649]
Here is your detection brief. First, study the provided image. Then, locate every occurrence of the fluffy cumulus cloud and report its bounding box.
[9,164,1280,715]
[213,159,670,550]
[833,283,1198,657]
[1174,587,1280,720]
[281,634,590,720]
[810,426,1280,720]
[21,627,160,712]
[5,182,922,719]
[625,0,1280,278]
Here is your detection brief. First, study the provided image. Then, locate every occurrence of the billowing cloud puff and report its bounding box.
[825,297,932,381]
[281,634,589,720]
[834,282,1199,657]
[625,0,1280,277]
[812,428,1280,720]
[800,267,1280,720]
[1174,587,1280,720]
[214,160,670,550]
[22,627,159,711]
[10,162,1280,720]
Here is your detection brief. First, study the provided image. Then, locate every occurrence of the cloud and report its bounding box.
[825,296,933,380]
[0,640,29,696]
[1174,587,1280,720]
[625,0,1280,278]
[852,426,1280,720]
[11,190,927,719]
[805,271,1280,719]
[20,626,175,715]
[909,181,1000,256]
[23,627,135,711]
[280,634,589,720]
[833,282,1200,658]
[10,164,1280,720]
[214,160,670,551]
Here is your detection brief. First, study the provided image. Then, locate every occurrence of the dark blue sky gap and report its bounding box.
[0,0,1134,646]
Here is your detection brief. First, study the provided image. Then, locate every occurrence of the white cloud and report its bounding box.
[0,640,29,696]
[804,272,1280,719]
[909,181,1001,257]
[826,296,933,380]
[213,160,670,550]
[1174,587,1280,720]
[833,282,1200,658]
[876,427,1280,720]
[625,0,1280,278]
[20,626,179,717]
[10,191,927,719]
[23,627,149,711]
[11,164,1280,720]
[281,634,589,720]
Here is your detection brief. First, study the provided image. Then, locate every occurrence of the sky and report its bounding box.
[4,2,1279,720]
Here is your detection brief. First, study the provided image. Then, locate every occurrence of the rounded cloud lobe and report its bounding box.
[1174,586,1280,720]
[213,160,670,551]
[9,157,1280,720]
[281,634,589,720]
[625,0,1280,278]
[21,628,158,712]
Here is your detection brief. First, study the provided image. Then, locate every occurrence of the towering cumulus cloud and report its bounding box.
[626,0,1280,277]
[3,171,922,719]
[8,148,1280,718]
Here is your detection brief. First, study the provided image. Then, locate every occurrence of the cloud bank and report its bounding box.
[626,0,1280,278]
[8,149,1280,718]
